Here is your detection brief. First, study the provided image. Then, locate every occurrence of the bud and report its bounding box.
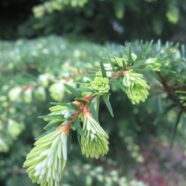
[81,113,109,159]
[34,86,46,101]
[91,77,110,95]
[38,73,54,87]
[24,130,68,186]
[23,88,32,103]
[122,70,150,104]
[49,81,65,101]
[8,87,22,102]
[145,58,161,71]
[110,53,137,68]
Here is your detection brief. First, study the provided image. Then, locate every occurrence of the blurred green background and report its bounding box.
[0,1,186,186]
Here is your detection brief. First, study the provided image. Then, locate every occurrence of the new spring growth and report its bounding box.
[23,130,68,186]
[23,102,80,186]
[145,58,161,71]
[122,70,150,104]
[91,77,110,95]
[80,104,109,158]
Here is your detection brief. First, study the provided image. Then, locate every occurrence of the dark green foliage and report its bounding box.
[19,0,186,41]
[1,0,186,41]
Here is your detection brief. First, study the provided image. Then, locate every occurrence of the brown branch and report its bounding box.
[57,95,94,133]
[157,72,186,112]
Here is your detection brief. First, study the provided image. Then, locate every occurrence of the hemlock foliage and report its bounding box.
[0,36,186,185]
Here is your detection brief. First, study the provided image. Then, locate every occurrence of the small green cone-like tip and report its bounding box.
[122,71,150,104]
[24,130,68,186]
[91,77,110,95]
[81,114,109,159]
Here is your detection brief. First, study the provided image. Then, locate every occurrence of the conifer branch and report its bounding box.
[22,42,186,186]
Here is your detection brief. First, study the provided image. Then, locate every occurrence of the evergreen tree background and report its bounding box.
[0,1,186,186]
